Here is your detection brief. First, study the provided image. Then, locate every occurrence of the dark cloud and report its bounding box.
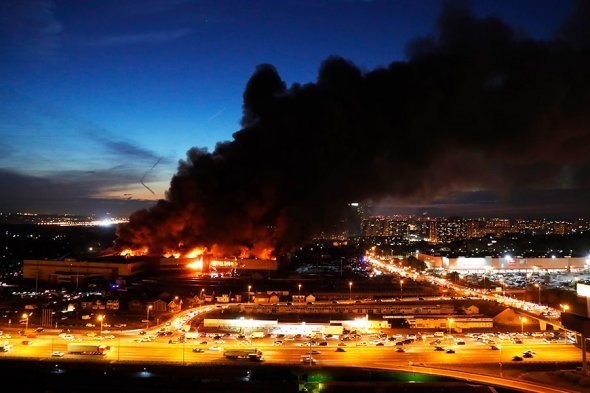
[0,168,154,215]
[88,133,164,163]
[118,0,590,256]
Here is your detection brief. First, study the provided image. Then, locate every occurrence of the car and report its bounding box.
[356,341,368,346]
[375,342,385,346]
[512,338,523,344]
[434,346,445,351]
[446,349,455,354]
[512,356,524,361]
[51,351,65,357]
[192,348,205,353]
[335,347,346,352]
[395,347,406,353]
[523,350,536,355]
[522,352,534,358]
[22,340,33,345]
[272,340,284,346]
[300,355,317,364]
[338,342,347,347]
[456,341,466,345]
[310,350,321,354]
[490,345,500,350]
[85,323,95,328]
[209,346,222,351]
[86,332,96,337]
[199,341,208,345]
[139,331,147,335]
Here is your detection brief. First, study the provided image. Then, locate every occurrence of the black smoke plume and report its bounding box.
[117,1,590,256]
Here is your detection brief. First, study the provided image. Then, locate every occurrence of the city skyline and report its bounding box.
[1,0,584,219]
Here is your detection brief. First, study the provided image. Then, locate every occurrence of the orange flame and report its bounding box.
[120,248,149,257]
[186,256,203,270]
[186,247,207,259]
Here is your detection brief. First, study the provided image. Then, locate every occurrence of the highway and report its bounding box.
[2,330,582,367]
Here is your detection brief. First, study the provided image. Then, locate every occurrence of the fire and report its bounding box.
[186,256,203,270]
[120,248,149,257]
[118,243,274,260]
[186,246,207,259]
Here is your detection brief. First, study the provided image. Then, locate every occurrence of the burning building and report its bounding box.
[116,2,590,260]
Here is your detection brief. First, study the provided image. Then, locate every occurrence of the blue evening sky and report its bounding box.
[0,0,575,216]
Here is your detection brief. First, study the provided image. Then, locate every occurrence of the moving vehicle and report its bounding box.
[67,343,107,355]
[335,347,346,352]
[512,356,523,361]
[51,351,65,357]
[300,355,316,364]
[223,348,262,360]
[192,348,204,353]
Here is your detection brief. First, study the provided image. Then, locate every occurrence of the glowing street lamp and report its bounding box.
[22,313,29,336]
[519,316,526,335]
[534,283,541,304]
[97,315,105,337]
[298,283,302,297]
[146,305,152,330]
[400,279,404,299]
[349,281,353,301]
[447,318,454,334]
[248,285,252,303]
[560,304,569,343]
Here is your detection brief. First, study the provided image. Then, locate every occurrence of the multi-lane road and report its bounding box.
[2,329,582,367]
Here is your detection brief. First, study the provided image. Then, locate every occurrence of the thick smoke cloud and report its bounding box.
[117,1,590,256]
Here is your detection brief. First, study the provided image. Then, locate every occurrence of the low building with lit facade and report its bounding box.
[416,253,589,271]
[406,316,494,331]
[23,258,145,284]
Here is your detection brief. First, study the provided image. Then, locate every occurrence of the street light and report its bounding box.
[560,304,569,343]
[22,313,28,336]
[298,283,302,297]
[400,279,404,299]
[447,318,454,334]
[348,281,353,301]
[520,316,526,335]
[97,315,104,337]
[248,285,252,303]
[534,283,541,304]
[146,305,152,330]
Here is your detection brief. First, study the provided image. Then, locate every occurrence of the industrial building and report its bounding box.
[23,258,145,284]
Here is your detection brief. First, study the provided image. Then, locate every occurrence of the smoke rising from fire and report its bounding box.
[116,1,590,257]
